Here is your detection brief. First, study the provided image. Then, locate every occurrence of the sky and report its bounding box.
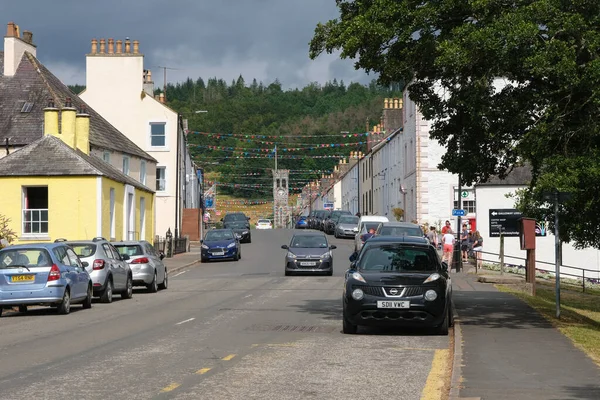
[1,0,374,89]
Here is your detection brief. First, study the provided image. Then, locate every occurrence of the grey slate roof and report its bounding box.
[477,165,533,186]
[0,135,154,192]
[0,52,156,162]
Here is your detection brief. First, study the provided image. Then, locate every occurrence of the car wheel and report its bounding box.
[122,275,133,299]
[448,302,455,327]
[18,305,27,313]
[57,289,71,315]
[334,231,338,238]
[247,237,252,244]
[233,252,239,261]
[0,308,3,318]
[342,312,358,334]
[82,285,93,309]
[158,269,168,290]
[147,272,158,293]
[201,257,208,263]
[100,278,113,303]
[437,311,449,335]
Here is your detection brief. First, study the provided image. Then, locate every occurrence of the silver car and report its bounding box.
[334,215,359,238]
[112,241,168,292]
[63,238,133,303]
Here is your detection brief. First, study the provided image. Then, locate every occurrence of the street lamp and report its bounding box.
[400,185,407,221]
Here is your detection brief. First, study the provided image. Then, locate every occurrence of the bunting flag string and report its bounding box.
[202,167,333,173]
[189,131,385,139]
[192,136,384,147]
[193,139,381,153]
[194,154,351,159]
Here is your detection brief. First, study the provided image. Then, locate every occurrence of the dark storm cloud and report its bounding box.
[1,0,374,88]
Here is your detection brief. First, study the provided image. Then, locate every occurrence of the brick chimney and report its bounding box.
[3,21,37,77]
[383,97,403,134]
[143,69,154,96]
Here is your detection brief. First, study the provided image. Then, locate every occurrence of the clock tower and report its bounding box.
[272,169,290,229]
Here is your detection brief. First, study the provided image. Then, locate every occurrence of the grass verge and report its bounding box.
[497,283,600,365]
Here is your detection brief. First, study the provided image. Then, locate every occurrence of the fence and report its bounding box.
[478,250,600,292]
[173,236,187,255]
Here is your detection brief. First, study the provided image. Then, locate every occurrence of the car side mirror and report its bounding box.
[200,240,203,244]
[281,244,289,250]
[82,261,89,268]
[350,261,357,269]
[159,252,165,260]
[349,252,358,262]
[122,254,130,261]
[329,245,337,250]
[441,261,449,272]
[220,218,224,222]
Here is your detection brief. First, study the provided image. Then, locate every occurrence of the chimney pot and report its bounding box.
[22,30,33,44]
[99,38,106,53]
[133,40,139,54]
[6,22,16,37]
[384,98,389,109]
[91,39,98,54]
[47,98,55,108]
[159,93,165,103]
[65,97,73,108]
[108,38,114,54]
[125,38,131,53]
[116,40,123,54]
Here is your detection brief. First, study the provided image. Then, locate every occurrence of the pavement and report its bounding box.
[0,230,450,400]
[163,243,201,274]
[451,264,600,399]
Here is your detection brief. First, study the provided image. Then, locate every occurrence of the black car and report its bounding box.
[343,236,453,335]
[324,210,352,234]
[221,212,252,243]
[282,232,337,276]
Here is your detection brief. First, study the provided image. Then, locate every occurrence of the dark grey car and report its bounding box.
[282,232,337,276]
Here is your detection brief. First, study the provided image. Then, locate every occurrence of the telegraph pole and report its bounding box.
[155,65,181,101]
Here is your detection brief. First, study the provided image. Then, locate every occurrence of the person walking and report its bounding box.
[460,223,469,262]
[442,228,456,271]
[427,226,438,249]
[472,230,484,269]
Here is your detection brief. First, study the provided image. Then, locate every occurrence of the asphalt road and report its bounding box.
[0,229,450,400]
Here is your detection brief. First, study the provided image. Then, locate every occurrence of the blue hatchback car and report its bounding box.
[0,243,93,316]
[201,229,241,262]
[295,216,308,229]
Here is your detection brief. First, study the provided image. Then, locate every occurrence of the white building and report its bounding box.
[475,166,600,279]
[80,38,200,238]
[340,154,360,214]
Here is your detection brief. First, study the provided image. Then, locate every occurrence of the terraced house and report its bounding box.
[0,22,156,243]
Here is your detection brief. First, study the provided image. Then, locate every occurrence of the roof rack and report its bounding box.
[92,237,108,242]
[54,238,68,242]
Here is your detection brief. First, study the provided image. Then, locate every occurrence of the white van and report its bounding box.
[354,215,389,252]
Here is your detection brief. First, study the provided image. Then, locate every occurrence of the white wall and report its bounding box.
[340,161,359,214]
[476,185,600,280]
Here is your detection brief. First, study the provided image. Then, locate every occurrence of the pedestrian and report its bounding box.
[472,230,484,269]
[361,227,377,242]
[442,228,455,270]
[441,220,451,235]
[460,223,469,262]
[426,226,438,248]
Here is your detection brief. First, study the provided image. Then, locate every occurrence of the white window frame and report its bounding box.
[140,197,146,240]
[21,186,49,238]
[122,156,130,176]
[149,121,168,149]
[103,151,111,163]
[156,166,167,193]
[123,185,136,240]
[140,160,147,185]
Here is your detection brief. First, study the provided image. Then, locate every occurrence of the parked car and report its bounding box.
[295,216,308,229]
[282,231,336,276]
[64,238,133,303]
[256,219,273,230]
[343,236,453,335]
[375,222,425,238]
[324,210,352,234]
[201,229,242,262]
[334,215,359,238]
[0,243,93,316]
[113,241,168,292]
[222,212,252,243]
[354,215,389,252]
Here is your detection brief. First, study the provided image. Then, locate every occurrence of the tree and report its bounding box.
[0,214,16,248]
[310,0,600,248]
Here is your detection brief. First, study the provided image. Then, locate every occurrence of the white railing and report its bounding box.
[23,208,48,234]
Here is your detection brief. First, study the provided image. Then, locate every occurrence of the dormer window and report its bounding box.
[21,102,34,113]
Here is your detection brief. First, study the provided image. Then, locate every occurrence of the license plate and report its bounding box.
[299,261,316,266]
[377,301,409,309]
[212,252,224,256]
[12,275,34,283]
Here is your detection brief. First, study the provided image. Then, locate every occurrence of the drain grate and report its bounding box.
[246,324,338,334]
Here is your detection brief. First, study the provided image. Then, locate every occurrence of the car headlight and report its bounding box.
[352,288,364,300]
[201,244,209,249]
[227,242,236,248]
[287,252,297,259]
[424,290,438,301]
[423,273,441,283]
[352,272,367,283]
[320,252,331,259]
[243,231,248,234]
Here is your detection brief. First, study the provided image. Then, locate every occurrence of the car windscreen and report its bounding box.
[205,231,234,241]
[225,221,248,228]
[290,235,328,248]
[68,244,97,258]
[114,245,144,257]
[224,214,247,222]
[0,248,53,268]
[358,245,438,272]
[339,216,359,224]
[258,220,270,224]
[379,226,423,237]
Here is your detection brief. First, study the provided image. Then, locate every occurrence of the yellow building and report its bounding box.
[0,99,155,244]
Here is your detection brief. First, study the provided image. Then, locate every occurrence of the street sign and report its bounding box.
[452,209,465,216]
[323,202,334,210]
[489,209,522,237]
[461,191,469,198]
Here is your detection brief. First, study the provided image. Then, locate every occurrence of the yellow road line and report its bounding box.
[390,347,438,352]
[196,368,212,375]
[221,354,236,361]
[160,383,181,393]
[420,349,450,400]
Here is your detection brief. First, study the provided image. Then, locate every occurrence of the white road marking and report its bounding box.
[243,294,253,299]
[173,271,187,277]
[176,318,196,325]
